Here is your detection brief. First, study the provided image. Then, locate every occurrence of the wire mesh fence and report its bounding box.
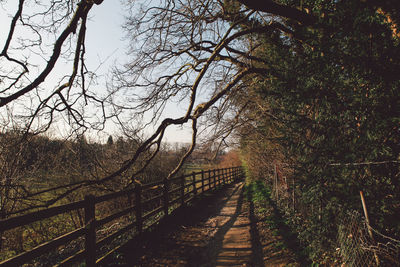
[265,162,400,266]
[337,210,400,266]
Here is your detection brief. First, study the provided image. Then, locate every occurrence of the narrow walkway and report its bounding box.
[115,182,299,266]
[202,182,253,266]
[214,183,252,266]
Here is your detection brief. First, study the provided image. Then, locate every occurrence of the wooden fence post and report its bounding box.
[360,191,380,266]
[201,170,205,193]
[215,169,218,187]
[84,195,96,267]
[135,184,143,234]
[208,169,212,190]
[192,172,197,197]
[163,178,169,216]
[213,169,217,189]
[181,175,185,206]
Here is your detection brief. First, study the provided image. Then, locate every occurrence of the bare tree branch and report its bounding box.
[236,0,316,24]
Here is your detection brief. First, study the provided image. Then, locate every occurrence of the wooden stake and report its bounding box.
[135,184,143,234]
[84,195,96,267]
[360,191,380,266]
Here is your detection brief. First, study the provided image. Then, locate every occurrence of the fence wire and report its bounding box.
[337,210,400,266]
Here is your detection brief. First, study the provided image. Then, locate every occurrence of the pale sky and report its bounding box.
[0,0,193,143]
[84,1,193,143]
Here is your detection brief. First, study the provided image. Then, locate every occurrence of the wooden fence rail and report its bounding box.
[0,166,244,266]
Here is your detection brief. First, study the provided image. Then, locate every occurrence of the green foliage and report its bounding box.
[238,0,400,263]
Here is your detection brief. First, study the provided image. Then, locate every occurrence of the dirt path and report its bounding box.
[114,182,299,267]
[213,182,252,266]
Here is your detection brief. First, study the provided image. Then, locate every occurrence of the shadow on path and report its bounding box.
[187,182,266,266]
[111,183,246,266]
[106,181,300,266]
[193,183,247,266]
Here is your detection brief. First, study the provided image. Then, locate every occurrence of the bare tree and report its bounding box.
[0,0,317,211]
[0,0,107,133]
[108,0,291,178]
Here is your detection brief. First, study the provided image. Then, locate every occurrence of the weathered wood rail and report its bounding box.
[0,166,244,266]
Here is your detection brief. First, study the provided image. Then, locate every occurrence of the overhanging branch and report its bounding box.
[236,0,316,25]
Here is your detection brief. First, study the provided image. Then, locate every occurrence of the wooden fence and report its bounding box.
[0,166,244,266]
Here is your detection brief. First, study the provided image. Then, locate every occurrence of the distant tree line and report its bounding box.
[0,131,192,218]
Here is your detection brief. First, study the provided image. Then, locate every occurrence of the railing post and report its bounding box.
[201,170,205,194]
[235,167,238,181]
[223,168,226,185]
[84,195,96,267]
[235,167,237,180]
[163,178,169,216]
[213,169,216,189]
[180,175,185,206]
[192,172,197,197]
[208,170,211,191]
[360,191,380,266]
[135,183,143,234]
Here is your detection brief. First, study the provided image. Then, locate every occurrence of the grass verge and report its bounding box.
[244,180,310,266]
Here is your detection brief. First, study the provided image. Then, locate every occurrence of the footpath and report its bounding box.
[113,182,300,266]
